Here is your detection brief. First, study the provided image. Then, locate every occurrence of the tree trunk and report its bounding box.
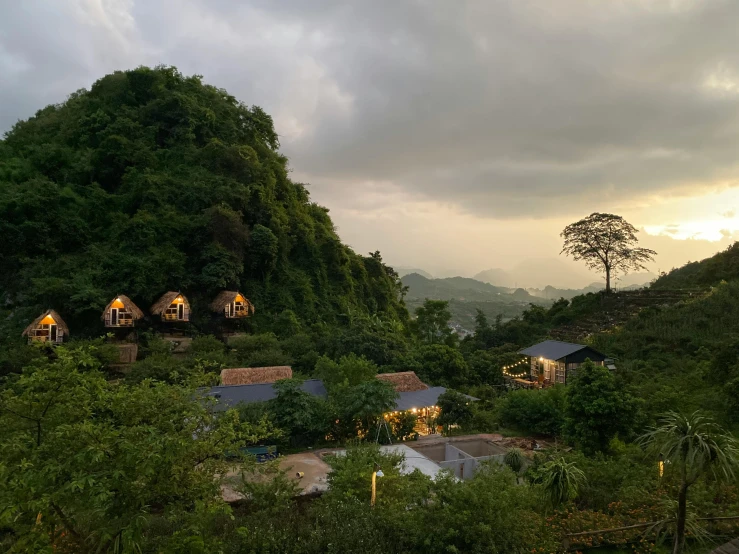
[673,483,688,554]
[605,266,611,293]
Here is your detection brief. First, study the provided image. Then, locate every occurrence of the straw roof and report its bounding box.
[100,295,144,321]
[376,371,429,392]
[150,291,188,315]
[209,290,255,314]
[220,366,293,386]
[22,309,69,336]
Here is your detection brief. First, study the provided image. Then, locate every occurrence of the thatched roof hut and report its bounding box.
[376,371,429,392]
[22,309,69,344]
[210,290,255,319]
[101,295,144,327]
[220,366,293,386]
[150,292,190,322]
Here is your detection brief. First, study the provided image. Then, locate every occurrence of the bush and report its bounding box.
[497,385,566,436]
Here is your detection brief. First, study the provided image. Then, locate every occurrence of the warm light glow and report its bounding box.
[539,357,544,361]
[235,293,245,302]
[40,314,56,325]
[111,298,125,309]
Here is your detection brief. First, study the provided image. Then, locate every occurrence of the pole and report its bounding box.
[370,463,379,507]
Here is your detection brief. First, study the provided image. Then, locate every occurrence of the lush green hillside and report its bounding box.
[470,242,739,426]
[651,241,739,289]
[589,281,739,424]
[0,66,407,340]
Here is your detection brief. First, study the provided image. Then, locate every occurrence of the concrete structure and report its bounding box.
[410,436,507,480]
[380,444,446,479]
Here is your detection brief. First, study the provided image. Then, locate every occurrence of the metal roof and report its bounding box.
[205,379,328,410]
[205,381,476,413]
[518,340,602,361]
[395,387,476,411]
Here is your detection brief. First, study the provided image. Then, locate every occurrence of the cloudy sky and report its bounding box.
[3,0,739,286]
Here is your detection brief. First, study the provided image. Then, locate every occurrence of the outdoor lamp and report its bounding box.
[371,463,382,507]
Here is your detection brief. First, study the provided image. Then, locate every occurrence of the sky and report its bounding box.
[2,0,739,287]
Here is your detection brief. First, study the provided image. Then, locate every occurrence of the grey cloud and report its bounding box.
[2,0,739,218]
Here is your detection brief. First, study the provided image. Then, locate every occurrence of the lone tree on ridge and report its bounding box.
[560,212,657,293]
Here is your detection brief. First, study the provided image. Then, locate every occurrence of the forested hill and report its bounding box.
[651,241,739,289]
[0,66,407,335]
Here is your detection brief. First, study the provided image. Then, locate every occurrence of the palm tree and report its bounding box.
[504,447,526,483]
[639,411,739,554]
[540,457,585,510]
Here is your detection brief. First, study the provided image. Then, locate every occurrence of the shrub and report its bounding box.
[497,385,566,436]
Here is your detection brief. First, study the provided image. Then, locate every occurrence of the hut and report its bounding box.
[210,291,255,319]
[376,371,429,392]
[518,340,607,385]
[220,366,293,386]
[150,292,190,322]
[376,371,477,436]
[101,295,144,328]
[22,310,69,344]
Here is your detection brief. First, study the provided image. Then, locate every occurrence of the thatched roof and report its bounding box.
[209,290,255,314]
[100,295,144,321]
[376,371,429,392]
[22,309,69,336]
[150,291,188,315]
[220,366,293,386]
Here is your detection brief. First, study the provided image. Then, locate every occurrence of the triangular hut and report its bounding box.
[150,292,190,322]
[22,310,69,344]
[101,295,144,327]
[210,290,255,319]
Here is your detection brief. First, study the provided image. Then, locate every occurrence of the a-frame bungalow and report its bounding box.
[150,292,191,322]
[22,310,69,344]
[210,290,255,319]
[101,295,144,327]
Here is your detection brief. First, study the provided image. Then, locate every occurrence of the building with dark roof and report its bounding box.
[206,375,476,437]
[518,340,607,385]
[205,379,328,411]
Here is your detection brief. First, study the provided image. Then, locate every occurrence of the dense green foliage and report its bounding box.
[652,242,739,289]
[564,360,641,454]
[0,66,407,341]
[0,344,270,553]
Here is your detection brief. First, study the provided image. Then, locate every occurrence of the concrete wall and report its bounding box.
[438,444,507,480]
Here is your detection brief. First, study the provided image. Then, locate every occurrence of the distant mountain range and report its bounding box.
[400,269,654,330]
[473,259,655,290]
[394,267,434,279]
[394,258,654,290]
[401,273,550,330]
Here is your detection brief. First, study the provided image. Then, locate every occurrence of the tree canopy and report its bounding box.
[561,213,657,292]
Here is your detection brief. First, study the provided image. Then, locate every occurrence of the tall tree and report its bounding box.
[437,390,474,435]
[564,360,641,454]
[561,213,656,292]
[414,299,454,345]
[639,411,739,554]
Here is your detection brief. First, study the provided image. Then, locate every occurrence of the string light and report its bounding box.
[502,358,531,378]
